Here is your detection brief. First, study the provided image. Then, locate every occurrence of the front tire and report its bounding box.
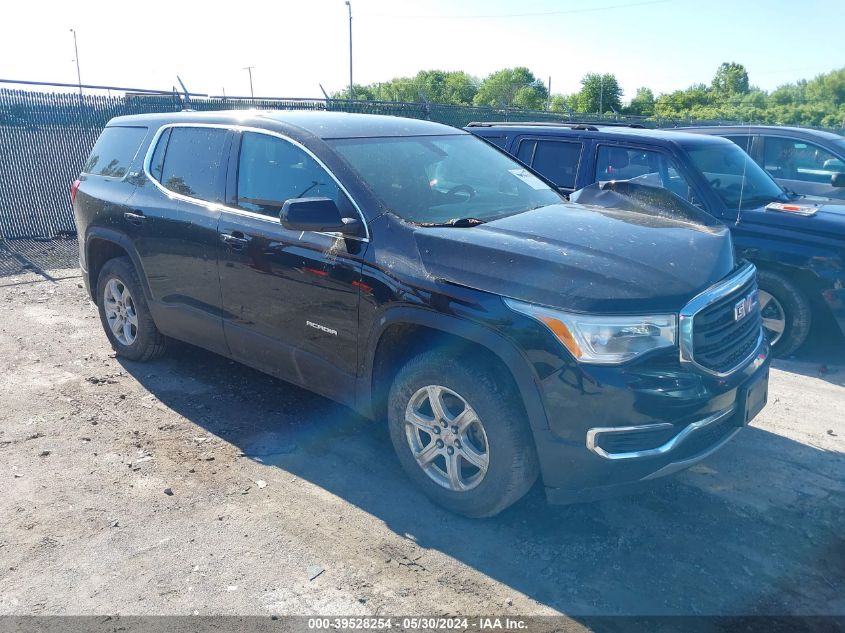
[387,350,539,518]
[757,269,811,357]
[96,257,167,361]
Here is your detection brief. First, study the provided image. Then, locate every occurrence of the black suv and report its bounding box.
[680,125,845,201]
[468,122,845,357]
[72,111,769,517]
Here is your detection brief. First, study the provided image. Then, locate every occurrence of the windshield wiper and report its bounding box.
[737,195,783,208]
[419,217,487,228]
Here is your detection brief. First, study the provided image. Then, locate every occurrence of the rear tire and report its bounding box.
[387,350,539,518]
[757,269,811,357]
[96,257,167,361]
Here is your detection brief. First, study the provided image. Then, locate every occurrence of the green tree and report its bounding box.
[712,62,750,98]
[574,73,623,114]
[329,64,845,130]
[654,83,712,118]
[769,82,805,106]
[330,84,378,100]
[549,93,575,113]
[626,87,655,116]
[473,67,548,109]
[804,67,845,105]
[373,70,478,104]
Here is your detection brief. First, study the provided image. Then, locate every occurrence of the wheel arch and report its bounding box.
[85,228,151,302]
[751,257,836,316]
[360,307,550,432]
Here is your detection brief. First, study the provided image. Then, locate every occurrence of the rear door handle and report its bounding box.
[220,231,250,250]
[124,211,146,226]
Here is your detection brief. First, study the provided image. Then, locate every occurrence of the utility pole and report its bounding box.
[69,29,82,96]
[547,76,552,111]
[345,1,353,99]
[243,66,255,98]
[599,75,604,116]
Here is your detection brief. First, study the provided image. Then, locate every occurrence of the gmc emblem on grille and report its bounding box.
[734,291,758,322]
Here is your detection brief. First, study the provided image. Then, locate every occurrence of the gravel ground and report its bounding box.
[0,270,843,618]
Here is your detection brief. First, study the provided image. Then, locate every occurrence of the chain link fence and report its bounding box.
[0,81,813,247]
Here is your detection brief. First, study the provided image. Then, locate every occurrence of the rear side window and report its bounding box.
[725,135,753,153]
[83,126,148,177]
[530,141,582,189]
[515,139,582,189]
[155,127,228,202]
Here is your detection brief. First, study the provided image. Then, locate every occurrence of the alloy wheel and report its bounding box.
[404,385,490,491]
[759,290,786,346]
[103,277,139,346]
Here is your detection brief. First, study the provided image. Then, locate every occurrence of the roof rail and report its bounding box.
[466,121,587,129]
[586,121,646,128]
[465,121,645,130]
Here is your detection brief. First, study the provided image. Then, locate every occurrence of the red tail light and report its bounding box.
[70,179,81,204]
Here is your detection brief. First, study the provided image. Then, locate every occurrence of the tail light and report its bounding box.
[70,179,81,204]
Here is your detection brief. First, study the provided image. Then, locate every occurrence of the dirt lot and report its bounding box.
[1,267,843,618]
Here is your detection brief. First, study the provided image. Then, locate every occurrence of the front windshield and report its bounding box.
[686,141,787,208]
[329,134,562,224]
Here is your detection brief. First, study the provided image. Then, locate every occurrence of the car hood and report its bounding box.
[742,198,845,242]
[414,201,736,314]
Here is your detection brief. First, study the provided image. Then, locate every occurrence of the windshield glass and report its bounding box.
[686,141,787,208]
[328,134,562,223]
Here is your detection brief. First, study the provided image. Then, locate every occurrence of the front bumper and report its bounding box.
[535,334,770,504]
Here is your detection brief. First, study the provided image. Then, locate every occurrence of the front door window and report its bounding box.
[595,145,698,204]
[236,132,354,217]
[763,137,845,184]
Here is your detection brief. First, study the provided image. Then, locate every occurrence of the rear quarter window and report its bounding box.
[83,126,148,177]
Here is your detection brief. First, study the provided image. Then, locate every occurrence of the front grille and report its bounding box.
[691,274,762,374]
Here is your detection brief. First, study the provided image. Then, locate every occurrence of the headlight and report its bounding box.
[504,298,677,364]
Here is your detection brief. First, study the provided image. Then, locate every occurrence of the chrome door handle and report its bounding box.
[220,232,250,250]
[124,211,146,226]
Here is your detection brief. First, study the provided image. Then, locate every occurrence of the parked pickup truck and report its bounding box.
[72,111,769,516]
[468,121,845,357]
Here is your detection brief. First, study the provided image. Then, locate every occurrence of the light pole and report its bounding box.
[345,1,353,100]
[243,66,255,98]
[69,29,82,96]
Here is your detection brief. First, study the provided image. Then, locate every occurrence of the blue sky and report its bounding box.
[2,0,842,99]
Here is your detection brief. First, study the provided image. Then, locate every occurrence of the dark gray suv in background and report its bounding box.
[682,125,845,200]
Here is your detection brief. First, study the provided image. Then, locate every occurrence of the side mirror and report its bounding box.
[280,197,362,236]
[831,172,845,188]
